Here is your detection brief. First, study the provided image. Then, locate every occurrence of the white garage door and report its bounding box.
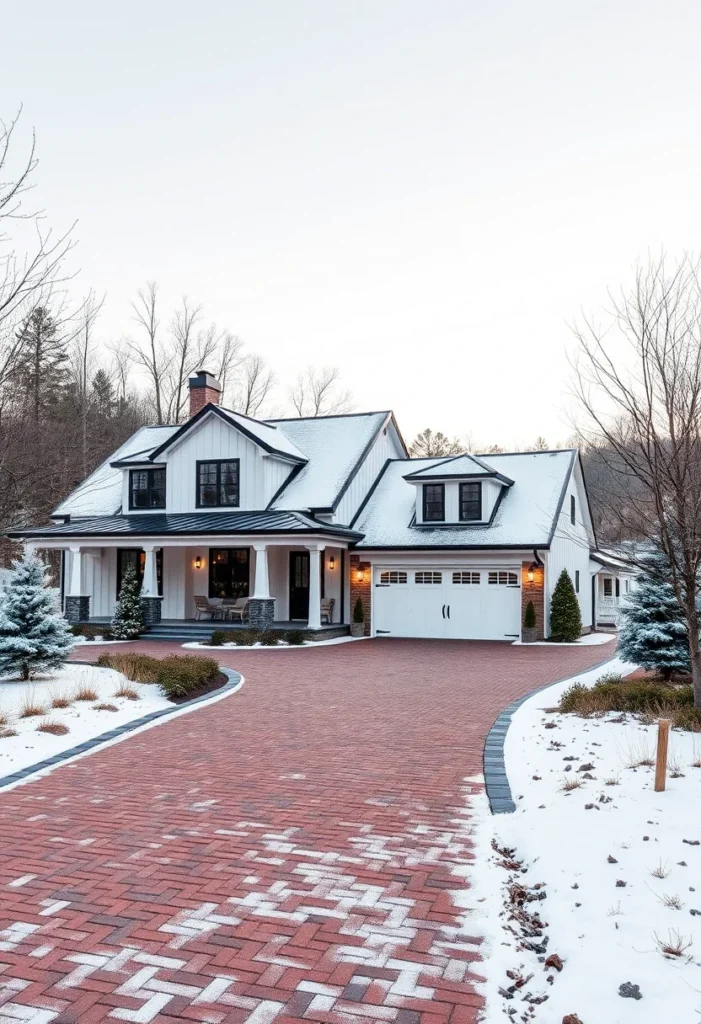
[373,567,521,640]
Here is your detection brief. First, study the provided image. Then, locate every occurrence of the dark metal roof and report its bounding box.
[9,511,363,541]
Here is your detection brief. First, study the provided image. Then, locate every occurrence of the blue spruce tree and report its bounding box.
[0,551,74,680]
[618,551,690,679]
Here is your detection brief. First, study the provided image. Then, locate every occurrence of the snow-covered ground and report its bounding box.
[0,664,171,775]
[465,657,701,1023]
[71,636,133,646]
[512,632,615,647]
[182,635,365,650]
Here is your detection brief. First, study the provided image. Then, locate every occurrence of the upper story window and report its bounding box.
[459,482,482,521]
[570,494,576,525]
[422,483,445,522]
[129,468,165,510]
[197,459,240,508]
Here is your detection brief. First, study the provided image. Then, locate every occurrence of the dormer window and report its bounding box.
[459,482,482,521]
[422,483,445,522]
[197,459,240,508]
[129,468,165,510]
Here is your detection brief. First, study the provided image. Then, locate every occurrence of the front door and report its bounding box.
[289,551,310,620]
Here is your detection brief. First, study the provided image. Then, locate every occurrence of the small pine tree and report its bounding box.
[618,551,690,679]
[550,569,582,642]
[111,566,145,640]
[524,600,536,629]
[353,596,364,623]
[0,552,74,680]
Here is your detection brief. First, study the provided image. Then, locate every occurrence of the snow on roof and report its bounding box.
[53,425,177,517]
[215,408,307,462]
[404,453,513,483]
[354,449,577,548]
[267,412,388,510]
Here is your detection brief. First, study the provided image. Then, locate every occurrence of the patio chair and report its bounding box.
[222,597,249,622]
[194,595,218,620]
[320,598,335,624]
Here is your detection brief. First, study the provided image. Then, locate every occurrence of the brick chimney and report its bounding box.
[188,369,222,418]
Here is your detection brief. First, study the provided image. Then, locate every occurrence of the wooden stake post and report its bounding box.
[654,719,671,792]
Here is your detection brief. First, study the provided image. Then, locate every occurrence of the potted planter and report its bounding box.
[522,599,538,643]
[350,596,365,638]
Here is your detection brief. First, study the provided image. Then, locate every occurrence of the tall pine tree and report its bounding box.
[549,569,582,642]
[0,552,74,680]
[13,306,71,420]
[618,550,690,679]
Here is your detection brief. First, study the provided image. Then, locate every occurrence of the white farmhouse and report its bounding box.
[9,370,631,641]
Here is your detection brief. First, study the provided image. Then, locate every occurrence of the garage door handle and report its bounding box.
[447,604,450,619]
[441,604,446,619]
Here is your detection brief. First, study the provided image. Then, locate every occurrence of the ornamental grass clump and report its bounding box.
[156,656,219,700]
[285,629,307,646]
[97,652,161,683]
[559,674,701,729]
[209,630,229,647]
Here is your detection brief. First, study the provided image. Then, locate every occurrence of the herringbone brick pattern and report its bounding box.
[0,638,611,1023]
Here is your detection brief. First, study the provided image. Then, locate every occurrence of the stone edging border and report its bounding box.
[483,655,616,814]
[0,666,243,792]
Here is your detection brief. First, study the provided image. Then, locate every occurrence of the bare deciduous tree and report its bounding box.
[408,428,465,458]
[128,281,170,424]
[289,366,354,417]
[572,254,701,708]
[231,354,275,417]
[0,109,77,390]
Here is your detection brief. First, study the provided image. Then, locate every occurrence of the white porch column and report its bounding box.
[307,545,324,629]
[141,545,160,596]
[252,543,270,599]
[68,546,83,596]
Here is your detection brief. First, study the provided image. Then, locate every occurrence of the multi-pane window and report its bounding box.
[452,571,481,584]
[209,548,249,598]
[129,468,166,509]
[117,549,163,596]
[603,577,613,597]
[488,571,518,586]
[379,571,408,585]
[459,482,482,521]
[197,459,240,507]
[415,571,442,584]
[422,484,445,521]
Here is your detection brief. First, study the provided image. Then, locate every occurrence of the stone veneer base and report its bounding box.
[65,596,90,623]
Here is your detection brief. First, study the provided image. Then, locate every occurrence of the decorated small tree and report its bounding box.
[618,551,689,679]
[0,551,74,680]
[111,566,145,640]
[549,569,582,642]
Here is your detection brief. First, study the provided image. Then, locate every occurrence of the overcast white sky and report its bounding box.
[3,1,701,446]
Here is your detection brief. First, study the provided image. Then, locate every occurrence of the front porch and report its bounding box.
[84,617,350,642]
[595,570,631,628]
[28,527,357,632]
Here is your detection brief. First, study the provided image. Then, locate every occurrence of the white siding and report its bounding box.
[545,465,593,633]
[122,412,296,514]
[335,421,404,526]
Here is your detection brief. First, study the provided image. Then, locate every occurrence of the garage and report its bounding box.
[373,566,522,640]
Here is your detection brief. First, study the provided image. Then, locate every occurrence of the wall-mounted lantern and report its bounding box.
[356,567,365,583]
[328,555,336,570]
[527,563,538,583]
[195,555,203,570]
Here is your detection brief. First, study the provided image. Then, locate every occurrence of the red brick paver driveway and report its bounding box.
[0,639,612,1024]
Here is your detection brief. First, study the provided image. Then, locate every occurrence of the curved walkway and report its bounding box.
[0,639,611,1024]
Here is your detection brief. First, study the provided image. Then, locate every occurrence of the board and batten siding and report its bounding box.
[334,421,404,526]
[127,413,296,514]
[545,464,593,633]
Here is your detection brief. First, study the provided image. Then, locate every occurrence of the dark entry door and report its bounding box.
[289,551,310,620]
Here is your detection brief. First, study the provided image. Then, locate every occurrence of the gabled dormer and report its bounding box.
[111,370,308,514]
[403,454,514,527]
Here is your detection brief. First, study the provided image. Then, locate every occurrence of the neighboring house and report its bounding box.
[9,370,630,641]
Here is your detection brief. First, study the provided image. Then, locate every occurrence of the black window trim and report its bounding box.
[570,494,576,525]
[128,467,166,510]
[422,483,445,522]
[116,548,163,597]
[196,458,240,509]
[459,481,482,522]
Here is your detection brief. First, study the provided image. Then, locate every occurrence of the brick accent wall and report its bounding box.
[521,560,545,640]
[349,554,371,636]
[189,384,222,417]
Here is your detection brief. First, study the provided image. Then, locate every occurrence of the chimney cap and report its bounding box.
[189,369,222,392]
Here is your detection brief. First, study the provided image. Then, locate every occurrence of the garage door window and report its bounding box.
[488,571,519,586]
[415,571,442,584]
[452,571,481,584]
[379,571,408,585]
